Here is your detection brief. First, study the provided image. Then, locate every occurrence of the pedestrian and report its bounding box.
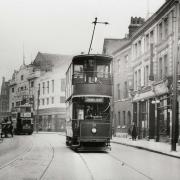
[131,123,137,141]
[8,117,14,137]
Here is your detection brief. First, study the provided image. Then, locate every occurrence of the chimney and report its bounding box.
[128,17,145,37]
[2,76,5,82]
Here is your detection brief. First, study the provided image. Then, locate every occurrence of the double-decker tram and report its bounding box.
[65,54,113,151]
[11,104,34,135]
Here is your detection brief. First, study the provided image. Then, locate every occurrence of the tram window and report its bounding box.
[74,65,83,72]
[97,65,109,78]
[77,109,84,120]
[74,65,83,78]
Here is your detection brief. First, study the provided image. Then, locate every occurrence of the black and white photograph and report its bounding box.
[0,0,180,179]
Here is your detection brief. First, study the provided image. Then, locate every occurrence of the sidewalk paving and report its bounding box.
[111,136,180,158]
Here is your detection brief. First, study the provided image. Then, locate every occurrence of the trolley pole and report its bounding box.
[171,1,179,151]
[88,17,109,54]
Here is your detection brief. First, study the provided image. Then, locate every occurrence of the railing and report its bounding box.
[72,71,112,85]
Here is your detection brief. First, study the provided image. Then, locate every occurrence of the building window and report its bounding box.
[47,98,49,105]
[12,87,14,93]
[21,75,23,81]
[135,43,138,57]
[61,79,65,92]
[124,81,128,98]
[117,84,120,100]
[52,80,54,93]
[60,96,65,103]
[145,65,149,86]
[38,84,40,95]
[118,111,121,125]
[138,69,141,87]
[164,54,168,77]
[47,81,49,94]
[159,23,163,41]
[164,17,168,38]
[123,111,126,125]
[21,86,24,91]
[51,97,54,104]
[125,55,128,63]
[134,71,137,90]
[159,57,163,80]
[118,59,121,73]
[30,81,34,88]
[42,99,45,105]
[138,40,141,56]
[145,34,149,51]
[43,82,45,94]
[12,102,14,108]
[150,30,154,43]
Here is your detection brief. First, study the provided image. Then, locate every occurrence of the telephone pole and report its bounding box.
[88,17,109,54]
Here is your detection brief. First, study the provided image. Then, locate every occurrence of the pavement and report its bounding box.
[111,136,180,159]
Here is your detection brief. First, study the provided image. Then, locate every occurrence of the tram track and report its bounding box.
[39,143,55,180]
[0,138,34,171]
[0,135,55,180]
[78,153,95,180]
[107,153,153,180]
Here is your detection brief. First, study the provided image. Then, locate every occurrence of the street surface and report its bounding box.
[0,133,180,180]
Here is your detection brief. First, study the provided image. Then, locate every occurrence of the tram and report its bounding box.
[11,104,34,135]
[65,54,113,151]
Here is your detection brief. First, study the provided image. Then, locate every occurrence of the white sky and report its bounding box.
[0,0,165,85]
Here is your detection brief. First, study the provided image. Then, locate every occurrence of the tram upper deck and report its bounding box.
[65,54,113,101]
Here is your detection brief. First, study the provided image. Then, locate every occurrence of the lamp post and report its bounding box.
[152,99,160,142]
[171,1,179,151]
[88,17,109,54]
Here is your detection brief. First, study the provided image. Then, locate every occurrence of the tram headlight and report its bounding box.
[92,128,97,134]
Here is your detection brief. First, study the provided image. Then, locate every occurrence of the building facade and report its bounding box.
[103,0,180,142]
[0,77,10,122]
[33,52,72,131]
[112,43,133,137]
[9,64,39,113]
[131,0,180,141]
[8,52,72,132]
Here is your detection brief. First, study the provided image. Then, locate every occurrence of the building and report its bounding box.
[130,0,179,141]
[8,52,72,132]
[33,52,72,131]
[112,42,133,137]
[103,0,180,142]
[9,63,39,113]
[0,77,10,122]
[103,17,144,137]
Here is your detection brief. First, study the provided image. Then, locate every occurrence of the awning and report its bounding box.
[133,82,169,102]
[133,90,155,102]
